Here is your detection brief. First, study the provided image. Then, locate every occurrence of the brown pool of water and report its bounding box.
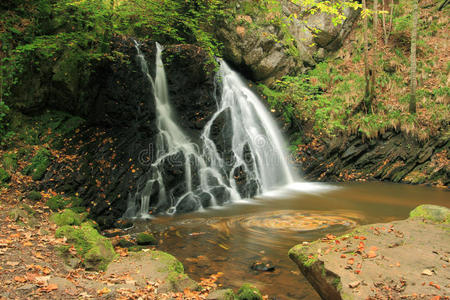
[131,182,449,299]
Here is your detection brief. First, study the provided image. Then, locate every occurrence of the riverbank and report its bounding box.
[289,205,450,300]
[0,187,263,299]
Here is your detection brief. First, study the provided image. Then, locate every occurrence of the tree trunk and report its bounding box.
[409,0,418,114]
[370,0,378,110]
[362,0,370,109]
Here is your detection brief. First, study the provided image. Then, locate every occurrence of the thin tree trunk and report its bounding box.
[382,0,394,44]
[409,0,418,114]
[362,0,370,108]
[370,0,378,110]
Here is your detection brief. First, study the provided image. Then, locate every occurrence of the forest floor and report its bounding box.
[0,187,226,300]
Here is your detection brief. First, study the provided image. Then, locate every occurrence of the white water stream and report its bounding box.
[125,42,296,218]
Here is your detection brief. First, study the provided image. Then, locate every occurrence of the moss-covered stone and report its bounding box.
[23,148,51,180]
[2,152,17,172]
[50,209,86,226]
[236,283,262,300]
[27,191,42,201]
[409,205,450,224]
[0,168,11,183]
[55,222,116,270]
[118,239,135,248]
[206,289,235,300]
[46,195,69,211]
[136,232,157,245]
[129,245,147,252]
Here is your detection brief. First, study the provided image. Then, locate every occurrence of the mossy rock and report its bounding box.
[129,245,147,252]
[136,232,157,245]
[0,168,11,183]
[50,209,86,226]
[23,148,51,181]
[409,205,450,224]
[206,289,235,300]
[236,283,262,300]
[118,239,135,248]
[27,191,42,201]
[46,195,70,211]
[55,222,116,271]
[2,152,17,172]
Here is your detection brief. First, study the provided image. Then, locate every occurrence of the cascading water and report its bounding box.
[124,41,295,218]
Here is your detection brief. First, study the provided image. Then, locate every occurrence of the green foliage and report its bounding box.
[23,148,51,180]
[0,168,11,183]
[2,152,17,172]
[27,191,43,201]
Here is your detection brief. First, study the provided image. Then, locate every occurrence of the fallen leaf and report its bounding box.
[367,250,377,258]
[6,261,20,266]
[349,281,360,288]
[14,276,27,283]
[39,283,58,292]
[347,258,355,265]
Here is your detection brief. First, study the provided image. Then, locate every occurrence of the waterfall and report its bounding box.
[124,41,295,218]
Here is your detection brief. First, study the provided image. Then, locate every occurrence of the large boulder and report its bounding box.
[289,205,450,300]
[216,0,360,85]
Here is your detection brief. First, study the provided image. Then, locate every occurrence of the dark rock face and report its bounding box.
[41,39,219,228]
[297,130,449,187]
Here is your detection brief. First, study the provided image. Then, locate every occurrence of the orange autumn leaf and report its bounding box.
[347,258,355,265]
[14,276,27,283]
[367,250,377,258]
[40,284,58,292]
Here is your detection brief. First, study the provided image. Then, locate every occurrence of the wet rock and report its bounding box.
[250,261,275,272]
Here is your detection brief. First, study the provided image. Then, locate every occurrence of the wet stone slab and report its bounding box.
[289,205,450,300]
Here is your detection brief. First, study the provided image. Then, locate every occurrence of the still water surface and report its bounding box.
[132,182,448,299]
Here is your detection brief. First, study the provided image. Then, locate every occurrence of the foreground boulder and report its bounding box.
[106,250,198,293]
[289,205,450,300]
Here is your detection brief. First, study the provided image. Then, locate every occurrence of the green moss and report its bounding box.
[136,232,157,245]
[118,239,135,248]
[332,277,341,289]
[409,205,450,224]
[129,245,147,252]
[2,152,17,172]
[288,244,318,268]
[27,191,42,201]
[55,222,116,270]
[50,209,86,226]
[46,195,69,211]
[23,148,51,180]
[236,283,262,300]
[0,168,11,183]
